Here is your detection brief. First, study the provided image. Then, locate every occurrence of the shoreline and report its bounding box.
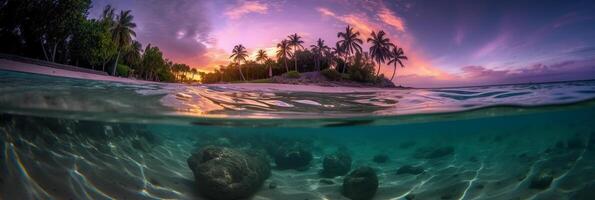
[0,58,408,91]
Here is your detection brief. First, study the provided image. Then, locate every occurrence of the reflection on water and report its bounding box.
[1,70,595,122]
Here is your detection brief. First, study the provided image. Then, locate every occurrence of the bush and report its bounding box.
[321,69,341,81]
[116,64,130,77]
[286,70,300,79]
[348,62,375,83]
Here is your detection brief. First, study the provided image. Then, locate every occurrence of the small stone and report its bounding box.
[319,179,335,185]
[342,167,378,200]
[269,182,277,189]
[187,146,271,200]
[529,170,553,190]
[274,145,313,170]
[321,151,352,178]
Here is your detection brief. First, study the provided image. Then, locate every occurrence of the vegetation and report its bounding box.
[200,26,408,85]
[0,1,197,83]
[286,71,301,79]
[0,0,407,85]
[321,69,342,81]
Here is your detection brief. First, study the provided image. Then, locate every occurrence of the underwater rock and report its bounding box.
[268,182,277,189]
[372,154,389,163]
[529,170,553,190]
[342,167,378,200]
[274,145,313,170]
[321,151,352,178]
[565,137,585,150]
[187,146,271,200]
[572,182,595,200]
[405,194,415,200]
[413,146,454,159]
[320,179,335,185]
[396,165,425,175]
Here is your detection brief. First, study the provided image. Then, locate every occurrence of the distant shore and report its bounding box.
[0,58,152,84]
[0,58,408,90]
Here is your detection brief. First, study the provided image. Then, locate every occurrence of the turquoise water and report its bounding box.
[1,70,594,200]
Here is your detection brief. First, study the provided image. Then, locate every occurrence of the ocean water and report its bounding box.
[1,70,594,200]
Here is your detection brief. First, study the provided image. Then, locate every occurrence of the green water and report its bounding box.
[0,70,594,200]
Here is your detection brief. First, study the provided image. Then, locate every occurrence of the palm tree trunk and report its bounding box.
[268,64,272,77]
[238,62,246,81]
[294,57,298,72]
[40,41,49,61]
[390,64,396,81]
[51,42,58,62]
[376,61,381,77]
[112,48,121,76]
[341,54,348,74]
[284,58,289,72]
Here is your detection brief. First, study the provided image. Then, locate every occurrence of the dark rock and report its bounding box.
[269,182,277,189]
[441,194,454,199]
[321,151,352,178]
[274,145,312,170]
[396,165,425,175]
[372,154,389,163]
[319,179,335,185]
[342,167,378,200]
[187,146,271,200]
[566,137,585,149]
[529,170,553,190]
[572,182,595,200]
[414,146,454,159]
[405,194,415,200]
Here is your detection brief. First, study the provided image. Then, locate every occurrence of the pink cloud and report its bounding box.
[224,0,268,20]
[377,8,405,32]
[316,7,336,17]
[474,32,510,58]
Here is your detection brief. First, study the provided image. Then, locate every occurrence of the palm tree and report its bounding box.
[110,10,136,76]
[276,40,292,73]
[101,5,116,24]
[387,46,408,81]
[331,43,344,70]
[191,68,198,80]
[367,30,392,77]
[337,25,363,73]
[256,49,268,64]
[287,33,304,71]
[230,44,248,81]
[310,38,330,71]
[256,49,271,78]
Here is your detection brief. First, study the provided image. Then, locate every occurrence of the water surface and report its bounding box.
[1,70,594,200]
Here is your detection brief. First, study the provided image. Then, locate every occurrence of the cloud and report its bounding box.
[224,0,268,20]
[316,7,336,17]
[90,0,213,67]
[396,58,595,88]
[315,6,450,82]
[377,8,405,32]
[474,31,510,58]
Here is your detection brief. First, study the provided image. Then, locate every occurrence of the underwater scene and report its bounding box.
[1,70,595,200]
